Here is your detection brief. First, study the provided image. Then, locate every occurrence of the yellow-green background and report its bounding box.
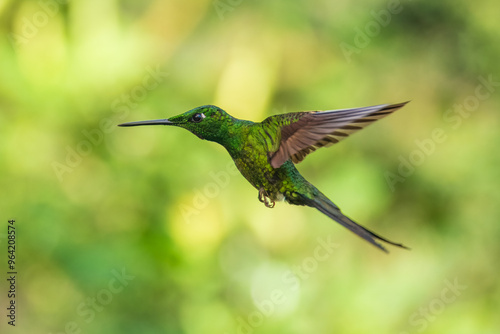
[1,0,499,333]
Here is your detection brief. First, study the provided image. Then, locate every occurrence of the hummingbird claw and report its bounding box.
[258,188,275,208]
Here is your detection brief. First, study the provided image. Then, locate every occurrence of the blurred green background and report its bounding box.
[1,0,499,333]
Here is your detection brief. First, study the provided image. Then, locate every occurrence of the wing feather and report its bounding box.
[267,102,408,168]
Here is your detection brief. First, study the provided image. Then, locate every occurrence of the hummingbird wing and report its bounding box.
[265,102,408,168]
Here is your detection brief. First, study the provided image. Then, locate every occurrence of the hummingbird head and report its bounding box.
[118,105,235,143]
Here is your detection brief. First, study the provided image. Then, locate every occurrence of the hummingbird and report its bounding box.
[119,102,409,252]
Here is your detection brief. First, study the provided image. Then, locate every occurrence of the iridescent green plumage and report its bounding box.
[119,102,409,252]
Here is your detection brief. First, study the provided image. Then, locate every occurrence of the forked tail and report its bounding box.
[309,192,408,252]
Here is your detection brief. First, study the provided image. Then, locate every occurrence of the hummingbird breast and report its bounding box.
[231,142,309,203]
[222,121,314,204]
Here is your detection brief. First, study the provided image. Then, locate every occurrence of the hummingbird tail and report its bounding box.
[309,192,408,253]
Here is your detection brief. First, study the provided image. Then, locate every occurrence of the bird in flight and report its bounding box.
[119,102,409,252]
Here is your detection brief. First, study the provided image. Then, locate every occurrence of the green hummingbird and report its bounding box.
[119,102,409,252]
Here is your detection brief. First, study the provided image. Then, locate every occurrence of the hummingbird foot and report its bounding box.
[258,188,275,208]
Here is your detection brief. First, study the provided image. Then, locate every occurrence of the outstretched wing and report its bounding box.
[265,102,408,168]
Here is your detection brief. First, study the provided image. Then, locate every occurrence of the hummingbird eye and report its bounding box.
[191,113,205,123]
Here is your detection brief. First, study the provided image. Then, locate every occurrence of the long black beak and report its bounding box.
[118,119,174,127]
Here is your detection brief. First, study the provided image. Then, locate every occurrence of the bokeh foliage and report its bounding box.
[1,0,499,333]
